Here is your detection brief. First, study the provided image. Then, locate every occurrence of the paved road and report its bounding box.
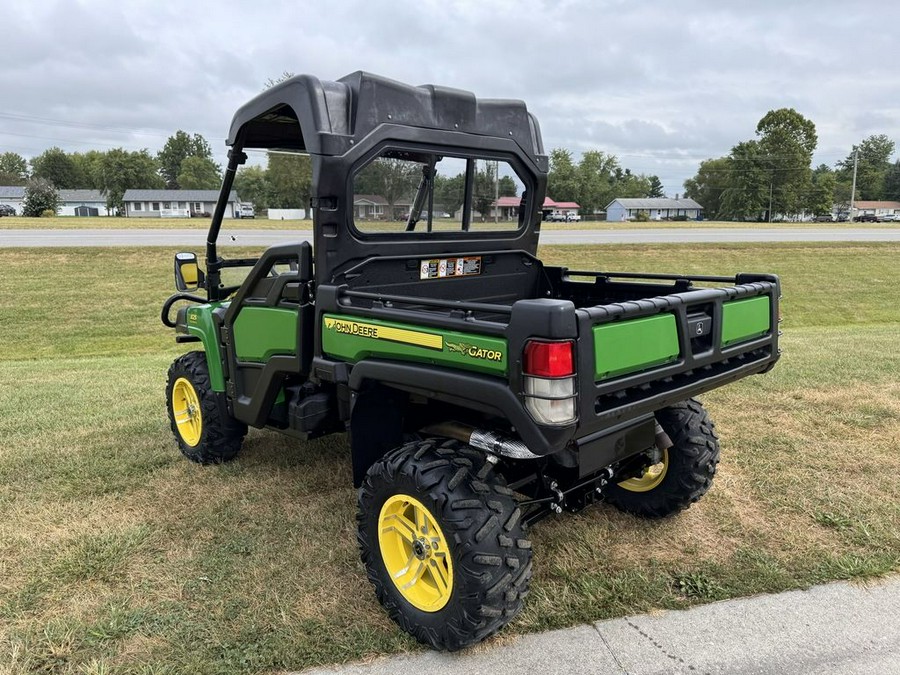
[301,577,900,675]
[1,227,899,247]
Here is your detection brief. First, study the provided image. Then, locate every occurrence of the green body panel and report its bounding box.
[594,313,680,380]
[721,296,771,346]
[184,303,227,392]
[233,307,298,361]
[321,314,508,376]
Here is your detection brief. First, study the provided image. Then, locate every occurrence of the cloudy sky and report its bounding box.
[2,0,898,194]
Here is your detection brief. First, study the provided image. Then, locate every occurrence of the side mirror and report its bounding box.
[174,252,203,292]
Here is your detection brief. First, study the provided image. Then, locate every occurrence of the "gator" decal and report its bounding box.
[445,341,504,362]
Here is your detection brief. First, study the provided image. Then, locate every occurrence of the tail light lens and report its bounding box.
[523,340,577,425]
[524,340,574,377]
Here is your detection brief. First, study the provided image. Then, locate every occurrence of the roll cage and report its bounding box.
[203,71,550,301]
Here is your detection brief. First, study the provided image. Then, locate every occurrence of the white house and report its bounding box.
[606,198,703,222]
[123,189,240,218]
[354,194,388,219]
[58,189,110,216]
[0,186,25,214]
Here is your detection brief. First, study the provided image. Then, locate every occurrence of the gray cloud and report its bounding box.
[1,0,897,195]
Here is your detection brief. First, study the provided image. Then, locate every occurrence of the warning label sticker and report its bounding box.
[419,256,482,280]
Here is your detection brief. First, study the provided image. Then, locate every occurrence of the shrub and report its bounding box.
[22,177,59,217]
[632,210,650,222]
[41,209,56,218]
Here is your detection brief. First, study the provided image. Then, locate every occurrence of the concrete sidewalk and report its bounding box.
[302,576,900,674]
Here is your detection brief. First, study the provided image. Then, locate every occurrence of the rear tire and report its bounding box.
[166,351,246,464]
[605,399,720,518]
[357,438,533,650]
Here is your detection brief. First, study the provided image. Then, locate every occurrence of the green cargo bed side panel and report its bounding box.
[594,313,680,380]
[185,303,227,391]
[321,314,507,376]
[721,296,771,346]
[233,307,298,361]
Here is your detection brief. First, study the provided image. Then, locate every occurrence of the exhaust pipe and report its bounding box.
[421,422,541,460]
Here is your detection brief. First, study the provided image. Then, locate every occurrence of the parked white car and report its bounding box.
[237,203,255,219]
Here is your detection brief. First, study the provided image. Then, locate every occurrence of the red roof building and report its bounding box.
[492,196,580,220]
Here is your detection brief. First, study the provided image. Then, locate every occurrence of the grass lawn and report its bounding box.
[1,243,898,673]
[0,215,887,231]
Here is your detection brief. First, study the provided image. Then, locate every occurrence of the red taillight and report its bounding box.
[523,340,574,377]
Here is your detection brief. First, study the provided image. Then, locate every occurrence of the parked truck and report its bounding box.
[161,72,781,650]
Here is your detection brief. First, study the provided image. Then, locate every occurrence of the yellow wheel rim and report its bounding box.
[618,448,669,492]
[378,494,454,612]
[171,377,203,447]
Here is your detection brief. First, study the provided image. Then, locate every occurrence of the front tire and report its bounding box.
[357,439,533,650]
[605,399,720,518]
[166,351,246,464]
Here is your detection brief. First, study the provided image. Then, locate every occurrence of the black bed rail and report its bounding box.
[562,270,773,285]
[317,286,511,338]
[340,289,514,316]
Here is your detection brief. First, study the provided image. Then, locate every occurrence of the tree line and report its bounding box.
[546,149,664,214]
[683,109,900,220]
[0,131,312,216]
[351,158,518,219]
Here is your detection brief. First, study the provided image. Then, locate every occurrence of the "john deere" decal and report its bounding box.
[323,317,443,350]
[446,341,503,362]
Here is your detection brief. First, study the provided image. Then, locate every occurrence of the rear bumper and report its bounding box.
[573,277,780,442]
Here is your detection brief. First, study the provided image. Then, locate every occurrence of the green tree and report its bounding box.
[576,150,619,214]
[647,175,665,198]
[837,134,895,200]
[719,141,770,221]
[30,147,78,189]
[754,108,817,217]
[806,164,836,216]
[614,168,653,198]
[433,173,466,217]
[70,150,105,189]
[0,152,29,185]
[498,175,517,197]
[96,148,164,212]
[547,148,579,201]
[22,177,59,216]
[234,165,271,211]
[177,156,221,190]
[267,153,314,212]
[884,160,900,201]
[683,157,730,219]
[473,161,498,220]
[265,71,295,89]
[158,131,216,189]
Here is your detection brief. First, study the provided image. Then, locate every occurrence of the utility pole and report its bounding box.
[494,160,499,223]
[849,148,859,223]
[768,180,773,223]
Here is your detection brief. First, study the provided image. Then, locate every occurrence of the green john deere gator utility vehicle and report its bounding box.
[161,72,781,650]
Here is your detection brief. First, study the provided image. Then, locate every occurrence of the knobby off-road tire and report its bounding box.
[357,438,533,650]
[166,351,246,464]
[605,398,720,519]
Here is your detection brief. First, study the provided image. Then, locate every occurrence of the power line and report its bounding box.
[0,110,220,140]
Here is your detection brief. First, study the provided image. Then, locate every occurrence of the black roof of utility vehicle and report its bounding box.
[226,71,546,165]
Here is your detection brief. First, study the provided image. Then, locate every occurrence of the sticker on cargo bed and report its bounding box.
[445,340,503,362]
[323,317,443,350]
[419,256,482,280]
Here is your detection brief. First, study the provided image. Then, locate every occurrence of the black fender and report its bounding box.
[346,359,576,485]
